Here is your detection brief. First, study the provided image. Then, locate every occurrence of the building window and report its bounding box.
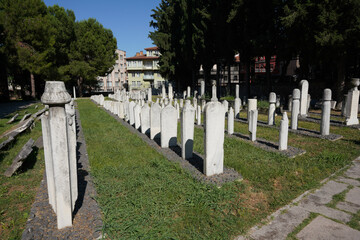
[107,81,112,87]
[120,64,123,68]
[115,81,119,87]
[120,55,123,60]
[132,73,135,77]
[136,72,140,77]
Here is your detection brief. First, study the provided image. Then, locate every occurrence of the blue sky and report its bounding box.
[43,0,161,57]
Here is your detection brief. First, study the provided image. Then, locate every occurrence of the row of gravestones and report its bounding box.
[40,81,78,230]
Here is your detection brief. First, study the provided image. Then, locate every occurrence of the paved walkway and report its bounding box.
[236,156,360,240]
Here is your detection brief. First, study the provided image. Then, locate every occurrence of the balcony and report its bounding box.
[143,75,154,80]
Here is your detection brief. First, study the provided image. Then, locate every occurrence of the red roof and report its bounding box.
[144,46,159,51]
[126,55,159,60]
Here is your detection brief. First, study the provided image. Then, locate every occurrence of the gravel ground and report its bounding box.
[235,118,343,141]
[101,106,242,187]
[21,103,103,239]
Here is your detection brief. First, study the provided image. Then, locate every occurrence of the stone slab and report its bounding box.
[299,200,352,222]
[336,201,360,214]
[249,206,310,240]
[297,215,360,240]
[345,165,360,179]
[345,187,360,206]
[308,180,348,204]
[336,177,360,187]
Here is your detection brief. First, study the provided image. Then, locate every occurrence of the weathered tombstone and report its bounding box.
[249,109,258,141]
[175,100,180,119]
[20,113,31,123]
[228,107,234,135]
[222,100,229,112]
[41,81,76,229]
[4,138,34,177]
[299,79,309,116]
[7,113,19,124]
[118,101,124,119]
[183,90,187,99]
[161,105,177,148]
[234,98,241,119]
[204,101,225,176]
[321,89,332,135]
[194,90,198,99]
[162,84,166,99]
[73,86,76,99]
[180,99,184,108]
[187,86,191,98]
[181,101,195,159]
[247,99,257,121]
[268,92,276,125]
[148,88,152,102]
[164,98,169,106]
[202,100,206,111]
[307,94,311,114]
[345,78,359,125]
[168,83,173,100]
[124,100,130,121]
[211,83,217,102]
[134,104,142,130]
[291,89,300,130]
[200,80,205,97]
[150,103,161,139]
[140,104,150,135]
[279,112,289,150]
[129,101,136,126]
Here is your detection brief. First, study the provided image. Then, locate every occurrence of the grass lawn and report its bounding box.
[78,99,360,239]
[0,103,45,239]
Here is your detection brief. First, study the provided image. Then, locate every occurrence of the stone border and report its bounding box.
[194,124,306,158]
[99,103,242,186]
[299,115,360,129]
[234,118,343,141]
[22,103,103,239]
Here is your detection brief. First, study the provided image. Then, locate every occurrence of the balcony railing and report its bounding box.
[143,75,154,80]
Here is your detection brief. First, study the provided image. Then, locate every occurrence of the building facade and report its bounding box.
[126,47,167,91]
[97,49,127,91]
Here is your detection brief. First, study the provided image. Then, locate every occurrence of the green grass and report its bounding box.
[78,99,360,239]
[326,186,353,209]
[0,103,43,139]
[286,212,319,239]
[0,119,44,239]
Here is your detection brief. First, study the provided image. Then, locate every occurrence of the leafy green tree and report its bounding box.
[63,18,117,96]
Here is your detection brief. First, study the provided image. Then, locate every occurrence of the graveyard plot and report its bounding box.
[78,99,360,239]
[0,119,44,240]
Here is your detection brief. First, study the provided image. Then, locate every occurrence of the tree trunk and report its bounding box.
[30,72,35,99]
[227,64,231,95]
[77,77,83,97]
[333,54,346,103]
[0,64,10,102]
[265,54,271,94]
[244,58,251,98]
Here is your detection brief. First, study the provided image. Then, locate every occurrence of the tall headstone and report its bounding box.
[345,78,359,125]
[118,101,124,119]
[162,84,166,99]
[247,99,257,121]
[228,107,234,135]
[175,100,180,119]
[249,109,258,141]
[134,104,141,130]
[141,104,150,135]
[197,105,202,125]
[291,89,300,130]
[268,92,276,125]
[187,86,191,98]
[279,112,289,150]
[168,83,173,100]
[181,101,195,159]
[202,100,206,111]
[234,98,241,119]
[73,86,76,99]
[129,101,136,126]
[200,80,205,97]
[180,99,184,108]
[183,90,187,99]
[194,90,198,99]
[41,81,76,229]
[150,103,161,139]
[124,100,130,121]
[204,101,225,176]
[211,83,217,101]
[148,88,152,102]
[321,89,332,135]
[307,94,311,114]
[161,105,178,148]
[299,80,309,116]
[222,100,229,112]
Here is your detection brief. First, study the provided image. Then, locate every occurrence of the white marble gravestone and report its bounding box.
[211,84,218,101]
[249,109,258,141]
[168,83,173,100]
[150,103,161,139]
[161,105,178,148]
[299,80,309,116]
[197,105,202,125]
[148,88,152,102]
[201,80,205,97]
[228,107,234,135]
[268,92,276,125]
[247,99,257,121]
[345,78,359,125]
[181,101,195,159]
[279,112,289,150]
[141,104,150,135]
[291,89,300,130]
[320,89,332,135]
[134,104,141,130]
[162,84,166,99]
[187,86,191,98]
[129,101,136,126]
[204,101,225,176]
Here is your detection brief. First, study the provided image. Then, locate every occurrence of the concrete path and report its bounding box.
[236,156,360,240]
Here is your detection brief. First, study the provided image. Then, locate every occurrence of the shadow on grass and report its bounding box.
[18,146,39,174]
